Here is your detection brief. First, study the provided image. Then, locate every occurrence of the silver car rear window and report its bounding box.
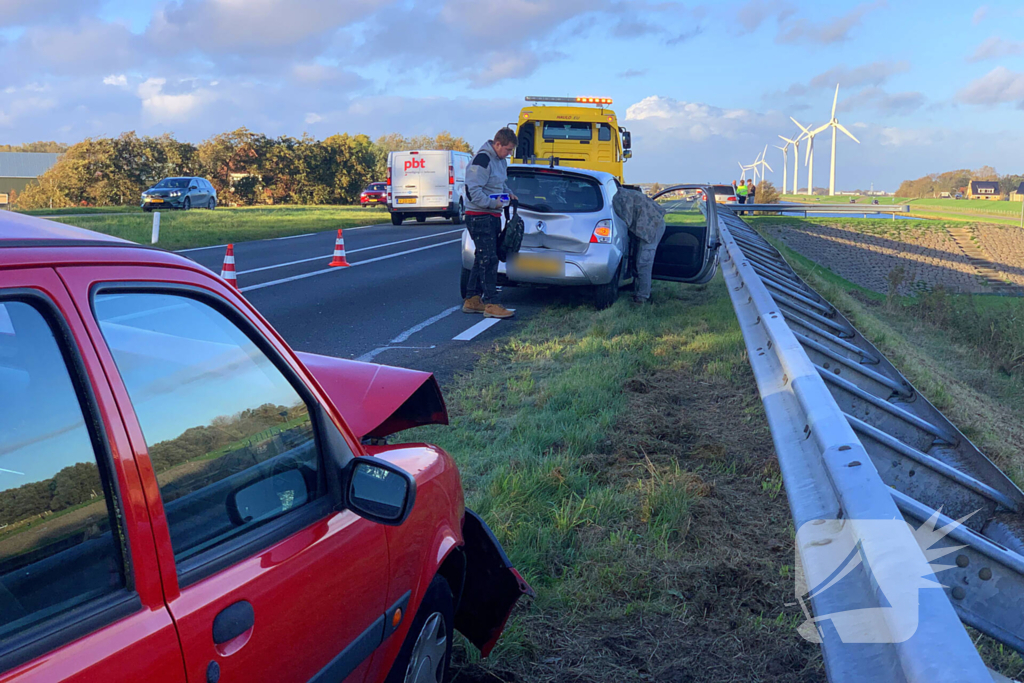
[506,171,603,213]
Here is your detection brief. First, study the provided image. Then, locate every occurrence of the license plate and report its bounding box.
[148,198,163,203]
[510,253,564,276]
[397,197,417,204]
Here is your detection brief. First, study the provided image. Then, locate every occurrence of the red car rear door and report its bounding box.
[0,267,183,683]
[63,265,395,683]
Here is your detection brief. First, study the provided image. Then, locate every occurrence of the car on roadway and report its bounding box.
[459,167,720,308]
[361,182,387,207]
[141,177,217,211]
[0,212,531,682]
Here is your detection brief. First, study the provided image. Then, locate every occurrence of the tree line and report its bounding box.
[14,129,472,210]
[896,167,1024,198]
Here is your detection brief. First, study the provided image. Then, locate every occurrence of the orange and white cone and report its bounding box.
[329,229,350,267]
[221,243,239,289]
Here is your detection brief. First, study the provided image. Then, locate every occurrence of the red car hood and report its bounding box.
[296,353,449,439]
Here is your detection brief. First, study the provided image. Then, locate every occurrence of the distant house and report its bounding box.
[967,180,1001,200]
[1011,182,1024,202]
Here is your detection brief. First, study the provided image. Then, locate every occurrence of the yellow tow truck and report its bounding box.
[511,96,632,181]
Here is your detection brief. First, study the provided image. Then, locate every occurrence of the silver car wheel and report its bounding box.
[404,612,447,683]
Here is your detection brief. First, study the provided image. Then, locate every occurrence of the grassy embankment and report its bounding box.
[402,271,822,681]
[18,205,390,250]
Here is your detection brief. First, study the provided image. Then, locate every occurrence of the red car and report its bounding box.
[0,213,531,682]
[360,183,387,206]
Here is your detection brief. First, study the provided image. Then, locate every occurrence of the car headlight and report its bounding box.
[169,190,182,197]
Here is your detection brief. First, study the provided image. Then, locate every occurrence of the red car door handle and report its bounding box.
[213,601,254,645]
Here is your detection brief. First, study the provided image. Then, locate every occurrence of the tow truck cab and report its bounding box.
[511,96,631,182]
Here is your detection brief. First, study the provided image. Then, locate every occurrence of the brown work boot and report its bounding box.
[462,296,485,314]
[483,303,515,319]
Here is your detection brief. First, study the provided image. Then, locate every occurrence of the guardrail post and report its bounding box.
[151,211,160,244]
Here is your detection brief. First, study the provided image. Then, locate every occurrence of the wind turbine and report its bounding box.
[779,133,801,195]
[737,161,752,181]
[807,84,861,196]
[791,117,820,195]
[775,142,789,195]
[754,144,773,184]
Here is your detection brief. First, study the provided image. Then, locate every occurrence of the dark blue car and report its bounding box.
[141,177,217,211]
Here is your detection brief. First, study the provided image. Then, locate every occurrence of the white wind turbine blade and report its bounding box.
[836,122,860,144]
[790,117,811,136]
[810,122,830,136]
[762,159,774,172]
[805,135,813,164]
[831,84,840,119]
[778,134,796,145]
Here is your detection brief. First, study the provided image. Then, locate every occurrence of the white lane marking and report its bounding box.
[390,305,461,344]
[174,223,393,253]
[177,243,226,253]
[453,317,502,341]
[239,239,460,293]
[240,230,463,275]
[356,345,436,362]
[354,305,461,362]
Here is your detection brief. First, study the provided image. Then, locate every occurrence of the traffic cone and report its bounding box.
[221,244,239,289]
[329,229,350,267]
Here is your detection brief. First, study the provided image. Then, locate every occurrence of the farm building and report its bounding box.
[0,152,61,200]
[966,180,1001,200]
[1011,182,1024,201]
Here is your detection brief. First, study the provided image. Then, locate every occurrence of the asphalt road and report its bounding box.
[181,218,598,382]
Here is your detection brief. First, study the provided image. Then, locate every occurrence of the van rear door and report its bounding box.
[650,185,720,284]
[391,151,449,210]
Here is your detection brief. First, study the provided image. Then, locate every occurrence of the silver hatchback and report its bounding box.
[460,167,719,308]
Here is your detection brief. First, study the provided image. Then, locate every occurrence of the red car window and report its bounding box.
[93,292,322,571]
[0,299,129,639]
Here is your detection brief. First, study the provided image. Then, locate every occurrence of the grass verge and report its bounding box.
[404,277,823,682]
[25,205,391,250]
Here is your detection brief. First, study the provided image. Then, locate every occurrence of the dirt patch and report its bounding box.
[450,365,824,683]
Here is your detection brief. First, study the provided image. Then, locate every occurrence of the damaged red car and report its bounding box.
[0,213,531,683]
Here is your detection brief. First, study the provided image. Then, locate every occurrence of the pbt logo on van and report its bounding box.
[793,508,977,644]
[404,158,426,171]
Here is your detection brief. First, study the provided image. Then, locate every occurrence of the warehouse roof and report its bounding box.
[0,152,61,178]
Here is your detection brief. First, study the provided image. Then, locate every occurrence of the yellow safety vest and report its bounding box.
[737,185,748,197]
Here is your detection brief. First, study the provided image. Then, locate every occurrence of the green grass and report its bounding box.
[403,278,822,681]
[780,194,1024,224]
[34,205,390,250]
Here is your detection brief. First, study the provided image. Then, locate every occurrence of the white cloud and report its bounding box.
[137,77,214,123]
[957,66,1024,106]
[0,97,57,126]
[103,74,127,87]
[967,36,1024,62]
[972,5,989,24]
[304,112,322,124]
[776,0,885,45]
[879,127,936,147]
[625,96,780,142]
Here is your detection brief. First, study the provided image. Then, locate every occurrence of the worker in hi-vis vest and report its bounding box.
[737,180,749,204]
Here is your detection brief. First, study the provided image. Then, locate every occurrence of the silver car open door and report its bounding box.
[650,184,720,284]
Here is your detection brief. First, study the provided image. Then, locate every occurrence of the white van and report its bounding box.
[387,150,471,225]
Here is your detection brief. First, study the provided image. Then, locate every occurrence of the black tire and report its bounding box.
[183,197,191,210]
[451,200,465,225]
[391,212,404,226]
[142,206,152,212]
[416,215,426,223]
[207,197,216,210]
[384,575,454,683]
[593,261,622,310]
[460,267,471,299]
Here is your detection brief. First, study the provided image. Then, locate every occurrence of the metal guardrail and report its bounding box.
[728,202,912,218]
[712,204,1024,682]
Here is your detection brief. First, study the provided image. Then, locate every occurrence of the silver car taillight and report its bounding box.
[589,219,612,244]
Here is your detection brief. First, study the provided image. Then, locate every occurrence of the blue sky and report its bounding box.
[2,0,1023,190]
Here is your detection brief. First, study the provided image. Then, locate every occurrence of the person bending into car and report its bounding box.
[462,128,518,319]
[613,185,666,304]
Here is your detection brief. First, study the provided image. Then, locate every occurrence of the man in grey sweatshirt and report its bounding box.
[462,127,518,319]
